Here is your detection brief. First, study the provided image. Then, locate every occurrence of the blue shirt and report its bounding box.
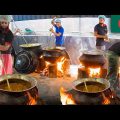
[54,25,64,46]
[94,23,108,46]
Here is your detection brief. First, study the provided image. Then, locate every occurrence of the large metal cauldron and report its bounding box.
[14,50,39,74]
[72,78,110,94]
[42,47,70,63]
[14,43,43,74]
[68,78,111,105]
[19,43,43,56]
[79,50,106,66]
[0,74,38,105]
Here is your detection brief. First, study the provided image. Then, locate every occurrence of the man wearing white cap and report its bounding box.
[50,17,64,46]
[94,15,109,50]
[0,15,14,75]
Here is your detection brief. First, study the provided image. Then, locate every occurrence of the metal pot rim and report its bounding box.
[72,78,110,94]
[0,74,37,93]
[82,50,104,55]
[20,43,42,48]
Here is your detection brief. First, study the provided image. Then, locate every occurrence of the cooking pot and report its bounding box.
[19,43,43,56]
[14,51,39,74]
[79,50,106,66]
[65,78,111,105]
[42,47,70,63]
[72,78,110,94]
[0,74,38,105]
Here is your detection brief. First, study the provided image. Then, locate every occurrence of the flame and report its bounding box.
[57,57,66,74]
[118,67,120,74]
[40,55,43,58]
[88,67,101,78]
[102,97,110,105]
[109,90,114,99]
[109,93,114,99]
[26,92,37,105]
[42,57,67,77]
[79,62,85,68]
[102,93,110,105]
[60,87,76,105]
[46,61,51,67]
[41,61,51,76]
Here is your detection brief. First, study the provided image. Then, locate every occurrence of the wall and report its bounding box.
[11,18,80,35]
[12,17,120,65]
[12,15,110,21]
[11,17,120,40]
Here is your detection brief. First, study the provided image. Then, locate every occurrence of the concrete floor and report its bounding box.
[28,72,76,105]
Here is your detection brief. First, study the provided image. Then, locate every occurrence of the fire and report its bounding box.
[26,92,37,105]
[109,93,114,99]
[79,62,85,68]
[60,87,76,105]
[40,55,43,58]
[109,90,114,99]
[46,61,51,67]
[102,92,110,105]
[57,57,66,74]
[88,67,101,78]
[40,61,50,76]
[118,67,120,74]
[41,57,67,77]
[102,97,110,105]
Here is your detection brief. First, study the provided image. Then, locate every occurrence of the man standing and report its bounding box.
[94,15,109,50]
[0,15,14,75]
[50,17,64,47]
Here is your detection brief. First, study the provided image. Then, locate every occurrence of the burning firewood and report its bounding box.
[40,56,70,78]
[101,92,110,105]
[88,67,101,78]
[60,87,76,105]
